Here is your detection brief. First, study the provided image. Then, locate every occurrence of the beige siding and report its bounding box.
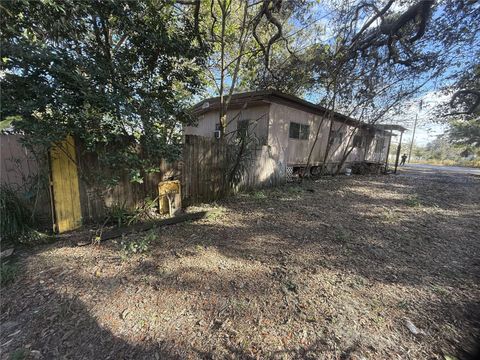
[236,145,283,189]
[268,103,331,167]
[365,132,390,162]
[185,105,270,143]
[185,100,390,180]
[323,121,364,164]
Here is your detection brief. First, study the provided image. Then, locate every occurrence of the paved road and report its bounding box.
[400,163,480,176]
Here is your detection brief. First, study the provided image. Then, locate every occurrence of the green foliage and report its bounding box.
[410,136,479,167]
[0,185,32,244]
[120,230,157,257]
[106,203,134,227]
[448,118,480,147]
[252,190,267,200]
[0,262,19,286]
[1,0,208,184]
[10,348,27,360]
[205,207,225,221]
[406,195,421,208]
[106,197,158,227]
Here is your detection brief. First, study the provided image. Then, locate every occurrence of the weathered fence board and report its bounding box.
[0,134,52,224]
[2,134,282,226]
[181,135,228,205]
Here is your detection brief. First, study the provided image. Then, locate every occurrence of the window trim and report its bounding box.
[289,122,310,140]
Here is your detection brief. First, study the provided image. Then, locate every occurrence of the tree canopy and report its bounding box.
[2,0,478,182]
[1,0,207,183]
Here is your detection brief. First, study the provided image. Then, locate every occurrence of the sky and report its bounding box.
[297,1,477,148]
[203,0,476,149]
[387,90,450,146]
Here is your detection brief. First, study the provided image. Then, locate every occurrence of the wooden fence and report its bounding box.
[78,156,181,222]
[2,134,283,227]
[0,135,52,224]
[78,135,229,221]
[182,135,228,205]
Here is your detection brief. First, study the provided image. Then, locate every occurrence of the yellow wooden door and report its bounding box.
[50,135,82,233]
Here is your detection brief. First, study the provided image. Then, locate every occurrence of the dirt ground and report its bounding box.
[1,167,479,360]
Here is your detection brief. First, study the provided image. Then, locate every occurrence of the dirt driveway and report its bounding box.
[1,168,479,359]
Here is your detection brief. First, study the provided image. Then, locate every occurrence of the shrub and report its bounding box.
[406,195,421,207]
[0,184,32,244]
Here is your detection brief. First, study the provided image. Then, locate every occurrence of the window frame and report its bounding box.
[289,122,310,140]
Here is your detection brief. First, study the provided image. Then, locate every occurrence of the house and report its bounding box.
[185,90,395,186]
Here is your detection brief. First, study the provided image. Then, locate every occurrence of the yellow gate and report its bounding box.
[50,135,82,233]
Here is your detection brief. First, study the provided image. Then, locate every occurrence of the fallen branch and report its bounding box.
[77,211,208,246]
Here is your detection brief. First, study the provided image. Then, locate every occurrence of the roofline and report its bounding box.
[192,90,394,133]
[375,124,408,132]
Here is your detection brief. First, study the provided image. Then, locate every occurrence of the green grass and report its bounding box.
[205,207,225,220]
[252,190,267,199]
[405,195,421,207]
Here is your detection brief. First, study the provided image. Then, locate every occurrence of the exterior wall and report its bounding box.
[185,104,270,143]
[185,104,281,189]
[328,121,358,163]
[365,132,391,163]
[236,145,283,189]
[186,101,391,182]
[268,103,331,167]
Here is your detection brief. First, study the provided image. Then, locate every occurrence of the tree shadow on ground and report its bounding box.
[0,288,187,359]
[2,170,479,359]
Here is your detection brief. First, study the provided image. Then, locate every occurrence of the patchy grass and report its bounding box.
[1,168,479,359]
[205,206,226,220]
[405,194,422,207]
[118,229,157,258]
[252,190,268,199]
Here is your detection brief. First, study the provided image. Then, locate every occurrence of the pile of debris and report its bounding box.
[351,161,385,175]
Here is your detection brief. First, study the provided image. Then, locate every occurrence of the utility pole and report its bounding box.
[394,130,404,174]
[408,100,422,163]
[407,113,418,163]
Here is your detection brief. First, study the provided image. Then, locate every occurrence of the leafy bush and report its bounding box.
[0,185,32,244]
